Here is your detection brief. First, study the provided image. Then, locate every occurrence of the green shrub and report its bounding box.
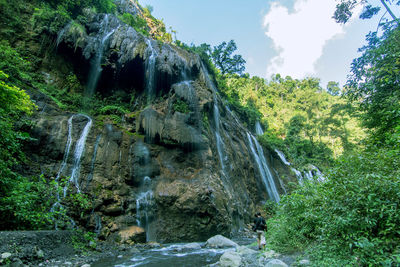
[118,12,149,36]
[173,99,190,114]
[98,105,129,116]
[266,147,400,266]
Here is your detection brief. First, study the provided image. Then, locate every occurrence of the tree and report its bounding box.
[333,0,399,24]
[346,26,400,145]
[211,40,246,75]
[327,81,341,96]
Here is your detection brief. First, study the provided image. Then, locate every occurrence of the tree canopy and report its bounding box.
[211,40,246,75]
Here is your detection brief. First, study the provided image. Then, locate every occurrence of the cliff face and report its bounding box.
[22,0,296,242]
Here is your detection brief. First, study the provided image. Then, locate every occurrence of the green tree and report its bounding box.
[333,0,399,24]
[211,40,246,75]
[346,26,400,145]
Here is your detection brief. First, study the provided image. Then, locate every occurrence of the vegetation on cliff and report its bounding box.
[0,0,399,265]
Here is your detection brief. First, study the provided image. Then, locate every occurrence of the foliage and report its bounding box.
[0,175,60,230]
[218,73,363,168]
[119,12,149,36]
[71,229,97,252]
[346,26,400,147]
[266,147,400,265]
[173,98,190,114]
[0,41,33,84]
[333,0,399,24]
[211,40,246,75]
[98,105,129,116]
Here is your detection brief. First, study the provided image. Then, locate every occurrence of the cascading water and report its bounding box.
[55,114,92,192]
[255,121,264,136]
[246,133,280,202]
[64,114,92,196]
[51,114,92,228]
[275,149,291,166]
[145,39,157,103]
[134,142,156,241]
[136,176,155,241]
[86,14,118,97]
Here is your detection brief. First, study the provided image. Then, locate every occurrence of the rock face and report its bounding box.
[24,1,296,243]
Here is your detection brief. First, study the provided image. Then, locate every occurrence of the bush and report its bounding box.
[266,147,400,266]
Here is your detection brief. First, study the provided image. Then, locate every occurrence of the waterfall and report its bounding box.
[54,114,92,192]
[145,39,157,103]
[86,14,117,97]
[246,133,280,202]
[52,114,92,228]
[64,114,92,196]
[255,121,264,136]
[134,142,156,241]
[275,149,291,166]
[136,176,155,241]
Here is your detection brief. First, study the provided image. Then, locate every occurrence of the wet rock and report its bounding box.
[1,252,12,259]
[219,251,241,267]
[298,259,311,265]
[118,226,146,244]
[205,235,238,248]
[263,249,280,259]
[265,259,288,267]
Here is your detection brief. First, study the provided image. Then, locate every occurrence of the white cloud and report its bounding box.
[263,0,350,79]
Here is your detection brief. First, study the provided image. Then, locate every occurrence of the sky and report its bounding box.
[138,0,390,88]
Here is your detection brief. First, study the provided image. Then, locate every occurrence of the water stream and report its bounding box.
[92,238,253,267]
[145,39,157,103]
[255,121,264,136]
[246,133,280,202]
[51,114,92,227]
[86,14,118,97]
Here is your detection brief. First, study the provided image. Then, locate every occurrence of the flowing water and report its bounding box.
[145,39,157,103]
[86,14,118,97]
[133,142,156,241]
[51,114,92,228]
[274,149,291,166]
[255,121,264,136]
[246,133,280,202]
[92,238,253,267]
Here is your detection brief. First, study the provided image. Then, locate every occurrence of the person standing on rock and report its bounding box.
[252,212,267,250]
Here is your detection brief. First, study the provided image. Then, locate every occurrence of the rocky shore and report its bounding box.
[0,231,309,267]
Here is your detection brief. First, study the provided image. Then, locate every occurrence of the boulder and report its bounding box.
[118,226,146,244]
[265,259,288,267]
[205,235,238,248]
[219,251,242,267]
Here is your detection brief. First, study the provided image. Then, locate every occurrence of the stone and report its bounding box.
[219,251,242,267]
[236,245,257,255]
[181,243,203,250]
[263,249,280,259]
[36,249,44,258]
[265,259,288,267]
[1,252,12,259]
[81,264,91,267]
[298,259,311,265]
[205,235,238,248]
[118,226,146,243]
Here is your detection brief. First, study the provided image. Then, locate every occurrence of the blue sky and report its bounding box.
[138,0,393,88]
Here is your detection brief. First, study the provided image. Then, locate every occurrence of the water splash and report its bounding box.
[145,39,157,103]
[246,133,280,202]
